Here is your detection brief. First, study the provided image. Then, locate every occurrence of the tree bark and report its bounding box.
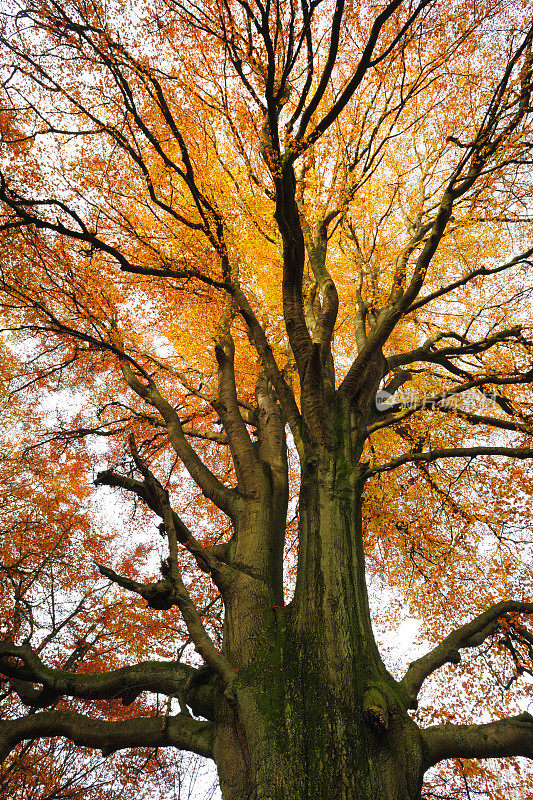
[212,434,425,800]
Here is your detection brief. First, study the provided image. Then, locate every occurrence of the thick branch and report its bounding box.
[94,468,216,575]
[118,262,229,291]
[0,710,214,762]
[96,563,178,610]
[338,306,397,400]
[0,641,215,718]
[276,168,313,383]
[155,488,237,686]
[301,0,424,146]
[95,561,236,687]
[119,361,238,518]
[255,373,288,479]
[95,444,236,687]
[295,0,346,139]
[303,220,339,366]
[388,326,524,371]
[367,446,533,477]
[422,713,533,767]
[229,283,306,457]
[214,328,262,494]
[182,426,229,444]
[401,601,533,709]
[340,30,533,401]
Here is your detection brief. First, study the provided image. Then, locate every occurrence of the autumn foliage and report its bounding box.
[0,0,532,798]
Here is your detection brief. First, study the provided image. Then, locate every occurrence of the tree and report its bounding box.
[0,0,532,797]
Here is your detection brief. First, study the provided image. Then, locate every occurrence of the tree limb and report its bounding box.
[388,326,524,371]
[434,406,532,434]
[400,601,533,709]
[301,0,425,147]
[95,558,236,687]
[94,469,214,575]
[119,360,238,518]
[339,28,533,401]
[0,641,215,718]
[422,712,533,767]
[406,248,533,314]
[0,710,214,762]
[367,368,533,433]
[367,446,533,476]
[95,563,177,610]
[214,324,262,495]
[229,283,306,457]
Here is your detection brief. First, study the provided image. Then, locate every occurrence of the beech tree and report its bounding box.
[0,0,533,798]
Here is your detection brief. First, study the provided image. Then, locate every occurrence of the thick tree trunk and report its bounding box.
[213,449,425,800]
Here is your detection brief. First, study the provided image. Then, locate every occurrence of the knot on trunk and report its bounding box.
[142,580,176,610]
[363,687,389,735]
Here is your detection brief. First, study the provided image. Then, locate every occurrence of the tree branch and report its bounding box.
[422,712,533,767]
[276,168,313,385]
[400,601,533,709]
[94,468,212,576]
[119,360,238,518]
[339,30,533,401]
[229,283,306,457]
[95,557,236,687]
[182,426,229,444]
[117,262,229,291]
[301,0,426,147]
[295,0,345,139]
[368,368,533,433]
[214,324,262,494]
[0,710,214,763]
[406,248,533,314]
[96,439,236,686]
[434,406,532,434]
[95,563,177,610]
[367,446,533,477]
[303,219,339,367]
[388,326,524,371]
[0,641,215,718]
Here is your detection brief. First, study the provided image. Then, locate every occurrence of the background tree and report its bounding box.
[0,0,533,798]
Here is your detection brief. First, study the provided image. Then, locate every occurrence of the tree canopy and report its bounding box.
[0,0,532,797]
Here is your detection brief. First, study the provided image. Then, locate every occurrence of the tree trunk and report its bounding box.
[213,448,425,800]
